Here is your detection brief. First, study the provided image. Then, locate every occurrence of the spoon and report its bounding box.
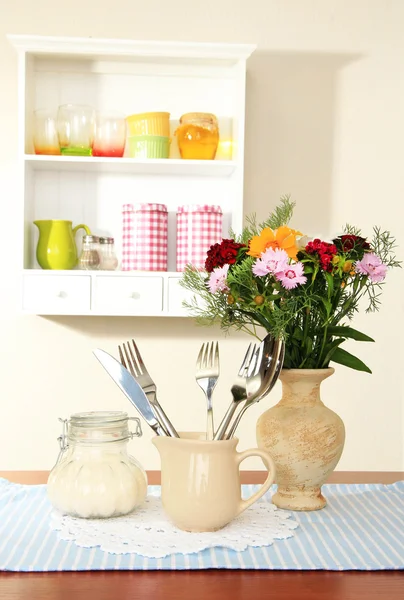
[213,334,276,441]
[225,339,285,439]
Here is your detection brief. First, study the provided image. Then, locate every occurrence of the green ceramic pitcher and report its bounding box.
[34,220,91,270]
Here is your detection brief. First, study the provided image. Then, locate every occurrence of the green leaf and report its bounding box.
[321,297,332,317]
[327,326,375,342]
[325,272,334,298]
[304,336,313,354]
[321,338,345,367]
[331,348,372,373]
[283,352,292,369]
[241,310,272,331]
[293,327,304,340]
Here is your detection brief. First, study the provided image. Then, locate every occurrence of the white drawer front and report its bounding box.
[94,276,163,313]
[23,275,91,313]
[167,277,196,315]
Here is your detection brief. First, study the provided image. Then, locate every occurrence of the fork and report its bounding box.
[119,340,179,438]
[226,339,284,439]
[195,341,220,440]
[213,342,257,441]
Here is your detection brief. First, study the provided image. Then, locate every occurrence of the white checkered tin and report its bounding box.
[122,203,168,271]
[176,204,223,271]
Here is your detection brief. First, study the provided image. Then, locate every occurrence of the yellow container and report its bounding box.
[175,112,219,160]
[126,112,170,137]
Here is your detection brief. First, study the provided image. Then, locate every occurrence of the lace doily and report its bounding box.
[50,489,298,558]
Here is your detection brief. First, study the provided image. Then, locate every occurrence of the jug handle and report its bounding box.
[72,224,91,237]
[235,448,276,516]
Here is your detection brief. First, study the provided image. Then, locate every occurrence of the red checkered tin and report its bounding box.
[176,204,223,271]
[122,203,168,271]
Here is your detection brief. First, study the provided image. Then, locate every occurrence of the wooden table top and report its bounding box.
[1,570,403,600]
[1,471,403,600]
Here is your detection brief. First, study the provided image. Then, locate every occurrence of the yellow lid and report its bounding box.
[179,112,218,126]
[126,112,170,121]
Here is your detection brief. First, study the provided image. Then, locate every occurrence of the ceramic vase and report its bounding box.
[256,368,345,511]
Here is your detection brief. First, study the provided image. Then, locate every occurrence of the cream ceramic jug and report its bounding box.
[152,432,276,532]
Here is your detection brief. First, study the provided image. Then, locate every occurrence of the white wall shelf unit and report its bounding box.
[9,34,256,316]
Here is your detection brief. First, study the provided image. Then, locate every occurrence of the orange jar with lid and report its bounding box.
[175,113,219,160]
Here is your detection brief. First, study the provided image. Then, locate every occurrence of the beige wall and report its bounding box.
[0,0,403,471]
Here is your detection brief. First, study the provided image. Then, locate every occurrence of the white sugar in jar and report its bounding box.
[47,411,147,519]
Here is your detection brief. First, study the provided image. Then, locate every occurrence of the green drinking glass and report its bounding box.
[57,104,95,156]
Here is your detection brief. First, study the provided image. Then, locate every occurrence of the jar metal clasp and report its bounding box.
[55,417,69,465]
[129,417,142,439]
[53,415,142,465]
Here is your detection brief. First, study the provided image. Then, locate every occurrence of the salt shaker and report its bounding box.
[78,235,100,270]
[99,236,118,270]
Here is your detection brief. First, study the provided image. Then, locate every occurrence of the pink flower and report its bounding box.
[252,248,289,277]
[276,262,307,290]
[355,252,388,283]
[207,264,230,293]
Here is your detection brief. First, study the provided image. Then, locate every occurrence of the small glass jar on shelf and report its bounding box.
[78,235,100,270]
[175,112,220,160]
[99,237,119,270]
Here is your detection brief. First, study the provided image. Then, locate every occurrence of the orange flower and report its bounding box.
[247,226,301,259]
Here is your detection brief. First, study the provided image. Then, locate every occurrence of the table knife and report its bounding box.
[93,348,167,436]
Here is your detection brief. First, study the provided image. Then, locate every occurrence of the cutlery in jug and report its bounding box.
[119,340,179,438]
[214,334,275,440]
[195,341,220,440]
[226,339,285,439]
[213,342,258,440]
[93,348,167,436]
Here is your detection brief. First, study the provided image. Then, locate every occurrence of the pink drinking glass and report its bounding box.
[93,112,127,157]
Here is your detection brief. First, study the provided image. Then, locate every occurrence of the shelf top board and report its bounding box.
[23,269,185,278]
[24,155,237,176]
[8,35,256,64]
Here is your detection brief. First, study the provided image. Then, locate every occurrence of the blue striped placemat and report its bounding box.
[0,478,403,571]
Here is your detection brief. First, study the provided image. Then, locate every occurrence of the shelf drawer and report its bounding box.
[167,276,196,315]
[94,276,163,314]
[22,274,91,313]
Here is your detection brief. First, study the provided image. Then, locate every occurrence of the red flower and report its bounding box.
[335,234,370,252]
[205,239,245,272]
[305,239,338,272]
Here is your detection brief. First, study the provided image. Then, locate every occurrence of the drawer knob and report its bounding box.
[129,292,140,300]
[57,291,68,299]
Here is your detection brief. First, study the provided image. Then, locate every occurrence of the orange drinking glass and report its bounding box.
[33,109,60,155]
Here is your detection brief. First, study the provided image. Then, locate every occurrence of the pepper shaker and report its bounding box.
[78,235,100,270]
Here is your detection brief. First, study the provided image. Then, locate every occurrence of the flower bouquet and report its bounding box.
[180,197,400,373]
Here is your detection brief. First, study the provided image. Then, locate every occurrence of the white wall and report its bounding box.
[0,0,403,472]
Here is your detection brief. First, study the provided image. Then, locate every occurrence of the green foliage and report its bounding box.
[330,348,372,374]
[230,195,295,244]
[180,197,401,373]
[371,227,401,268]
[326,326,375,342]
